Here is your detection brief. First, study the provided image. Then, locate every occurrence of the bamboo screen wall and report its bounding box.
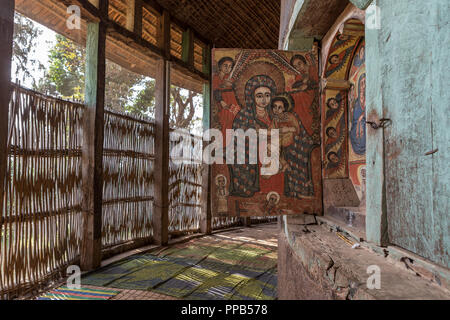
[168,130,203,235]
[212,216,241,230]
[102,110,155,248]
[1,85,84,298]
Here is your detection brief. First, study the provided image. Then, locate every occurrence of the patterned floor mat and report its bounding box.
[82,235,277,300]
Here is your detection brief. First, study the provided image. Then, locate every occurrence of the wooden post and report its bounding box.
[153,58,170,245]
[0,0,14,223]
[126,0,143,36]
[200,44,212,234]
[81,0,107,270]
[157,10,171,60]
[153,9,171,245]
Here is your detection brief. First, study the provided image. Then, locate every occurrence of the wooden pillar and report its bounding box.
[157,10,171,60]
[153,10,171,245]
[0,0,14,222]
[200,44,212,234]
[126,0,143,36]
[81,0,107,270]
[153,58,170,245]
[242,217,251,227]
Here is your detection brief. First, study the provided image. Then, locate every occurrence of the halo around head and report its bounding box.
[266,191,280,204]
[215,174,227,185]
[233,61,286,108]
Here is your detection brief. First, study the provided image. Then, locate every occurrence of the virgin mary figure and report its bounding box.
[228,74,316,199]
[228,74,280,197]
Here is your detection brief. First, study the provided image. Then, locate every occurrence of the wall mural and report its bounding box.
[348,40,366,204]
[322,20,365,181]
[211,49,322,217]
[323,89,348,178]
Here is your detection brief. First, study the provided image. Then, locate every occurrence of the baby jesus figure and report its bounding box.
[269,96,300,172]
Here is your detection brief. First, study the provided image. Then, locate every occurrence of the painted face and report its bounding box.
[272,101,285,115]
[269,195,278,204]
[329,153,339,163]
[217,177,225,187]
[292,58,307,73]
[359,46,365,60]
[330,55,340,64]
[327,128,337,138]
[328,98,339,110]
[254,87,272,109]
[220,61,233,74]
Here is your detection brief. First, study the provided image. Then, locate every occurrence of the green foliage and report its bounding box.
[46,34,85,99]
[125,79,156,116]
[12,12,43,85]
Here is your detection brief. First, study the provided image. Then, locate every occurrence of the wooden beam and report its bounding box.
[0,0,14,231]
[157,9,171,60]
[81,1,108,271]
[153,58,170,245]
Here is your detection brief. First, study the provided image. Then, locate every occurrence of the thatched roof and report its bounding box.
[152,0,281,49]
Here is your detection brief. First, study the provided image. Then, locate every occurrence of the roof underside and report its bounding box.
[154,0,281,49]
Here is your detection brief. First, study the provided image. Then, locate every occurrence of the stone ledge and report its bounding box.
[279,222,450,300]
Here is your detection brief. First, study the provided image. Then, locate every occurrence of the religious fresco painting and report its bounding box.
[323,89,348,178]
[348,39,366,204]
[321,20,365,184]
[211,49,322,217]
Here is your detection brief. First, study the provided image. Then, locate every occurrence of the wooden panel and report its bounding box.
[210,49,322,217]
[378,1,448,267]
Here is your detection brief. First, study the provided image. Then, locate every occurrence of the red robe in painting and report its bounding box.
[213,74,240,144]
[289,63,318,136]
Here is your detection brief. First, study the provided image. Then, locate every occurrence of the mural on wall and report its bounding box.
[211,49,322,217]
[322,20,365,180]
[323,89,348,178]
[348,39,366,204]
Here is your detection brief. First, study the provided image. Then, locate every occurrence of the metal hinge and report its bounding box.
[366,118,391,129]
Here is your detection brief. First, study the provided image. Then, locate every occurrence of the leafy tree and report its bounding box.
[125,79,156,116]
[170,86,202,131]
[46,34,85,99]
[105,61,144,112]
[12,12,44,85]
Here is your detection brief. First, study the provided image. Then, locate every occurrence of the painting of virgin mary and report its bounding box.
[228,74,279,197]
[212,48,323,217]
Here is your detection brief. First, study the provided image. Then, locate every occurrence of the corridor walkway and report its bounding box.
[39,223,278,300]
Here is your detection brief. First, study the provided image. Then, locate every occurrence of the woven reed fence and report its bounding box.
[0,85,84,299]
[102,110,155,248]
[168,130,203,235]
[212,216,241,230]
